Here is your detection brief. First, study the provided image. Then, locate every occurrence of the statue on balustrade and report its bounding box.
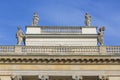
[85,12,91,27]
[32,12,39,26]
[98,26,105,46]
[16,27,25,45]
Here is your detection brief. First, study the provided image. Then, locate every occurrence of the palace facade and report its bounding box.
[0,13,120,80]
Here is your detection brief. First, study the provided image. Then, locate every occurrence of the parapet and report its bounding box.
[25,26,98,46]
[26,26,97,34]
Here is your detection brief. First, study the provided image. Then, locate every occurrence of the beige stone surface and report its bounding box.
[0,76,11,80]
[26,38,97,46]
[0,65,120,71]
[26,27,41,34]
[82,27,97,34]
[109,77,120,80]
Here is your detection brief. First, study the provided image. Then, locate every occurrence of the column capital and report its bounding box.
[11,75,22,80]
[38,75,49,80]
[72,75,83,80]
[99,75,109,80]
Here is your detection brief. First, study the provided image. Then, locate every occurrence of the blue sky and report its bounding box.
[0,0,120,45]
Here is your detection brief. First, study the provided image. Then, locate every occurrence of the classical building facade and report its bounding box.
[0,13,120,80]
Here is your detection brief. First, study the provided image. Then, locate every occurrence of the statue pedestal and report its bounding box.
[82,26,97,34]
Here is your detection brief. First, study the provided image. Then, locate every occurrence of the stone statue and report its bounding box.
[32,12,39,26]
[16,27,25,45]
[85,13,91,27]
[98,26,105,46]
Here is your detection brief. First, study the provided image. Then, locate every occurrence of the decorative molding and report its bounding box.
[26,26,97,29]
[26,34,98,38]
[1,70,120,76]
[0,56,119,65]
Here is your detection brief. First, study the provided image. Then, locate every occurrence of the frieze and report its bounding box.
[0,55,119,65]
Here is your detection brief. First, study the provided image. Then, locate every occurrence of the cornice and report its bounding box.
[26,26,97,28]
[0,55,119,65]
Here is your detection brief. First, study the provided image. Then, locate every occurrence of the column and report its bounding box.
[72,75,83,80]
[38,75,49,80]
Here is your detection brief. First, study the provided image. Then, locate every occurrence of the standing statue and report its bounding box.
[16,27,25,45]
[32,12,39,26]
[85,13,91,27]
[98,26,105,46]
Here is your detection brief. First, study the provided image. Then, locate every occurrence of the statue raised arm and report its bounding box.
[16,27,25,45]
[85,13,91,27]
[32,12,39,26]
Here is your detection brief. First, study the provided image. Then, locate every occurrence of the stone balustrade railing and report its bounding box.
[0,46,120,55]
[41,26,82,33]
[0,46,15,53]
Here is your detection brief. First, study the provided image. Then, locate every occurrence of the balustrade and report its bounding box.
[41,27,82,34]
[0,46,119,55]
[0,46,14,53]
[106,46,120,55]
